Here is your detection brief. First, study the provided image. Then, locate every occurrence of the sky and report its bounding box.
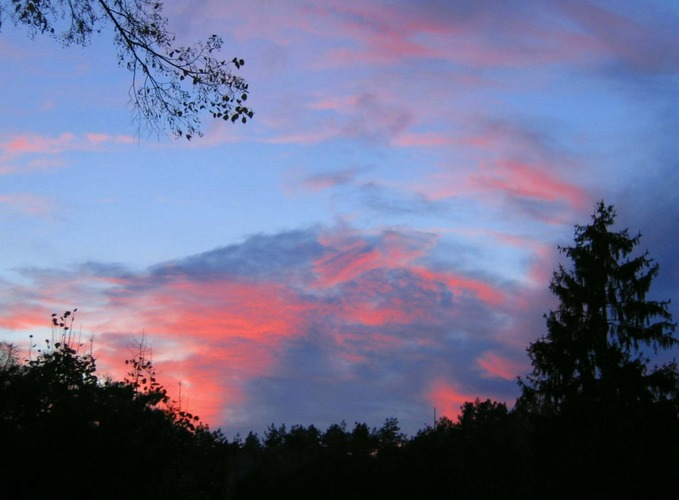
[1,0,678,438]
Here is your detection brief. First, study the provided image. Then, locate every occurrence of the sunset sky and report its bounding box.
[1,0,678,437]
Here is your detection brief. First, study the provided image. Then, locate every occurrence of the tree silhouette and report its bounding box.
[457,398,508,429]
[0,0,252,139]
[235,419,410,499]
[0,310,230,499]
[518,202,679,497]
[520,201,678,415]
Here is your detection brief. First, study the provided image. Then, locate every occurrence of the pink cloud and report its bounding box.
[477,351,527,381]
[90,336,250,426]
[304,2,467,68]
[71,277,318,427]
[426,380,476,421]
[182,0,676,94]
[289,1,603,70]
[300,167,360,192]
[471,160,588,209]
[336,285,433,329]
[300,0,679,80]
[410,266,506,306]
[2,133,76,156]
[105,278,313,344]
[154,353,250,425]
[422,160,587,217]
[266,130,338,145]
[0,305,51,331]
[1,132,136,164]
[345,304,415,327]
[392,132,457,148]
[84,133,136,145]
[407,117,591,216]
[313,241,382,286]
[301,0,676,84]
[313,229,437,287]
[0,193,55,217]
[525,243,556,287]
[309,95,361,112]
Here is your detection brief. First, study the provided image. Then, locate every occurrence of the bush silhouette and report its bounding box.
[0,311,229,499]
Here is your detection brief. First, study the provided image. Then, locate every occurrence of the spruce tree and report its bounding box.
[520,202,678,415]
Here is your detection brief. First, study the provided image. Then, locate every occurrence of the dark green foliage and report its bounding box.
[0,0,252,139]
[0,311,229,499]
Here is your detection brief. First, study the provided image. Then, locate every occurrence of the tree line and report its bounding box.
[1,202,678,498]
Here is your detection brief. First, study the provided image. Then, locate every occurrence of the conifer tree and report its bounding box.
[520,202,678,415]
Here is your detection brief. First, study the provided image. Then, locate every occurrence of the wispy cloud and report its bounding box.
[470,160,588,209]
[2,133,77,157]
[557,1,679,75]
[301,166,361,192]
[0,132,136,173]
[478,350,528,381]
[427,380,478,422]
[0,193,56,217]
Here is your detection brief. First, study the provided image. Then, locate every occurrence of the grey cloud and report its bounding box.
[358,182,448,216]
[150,228,325,283]
[560,1,679,76]
[303,166,361,191]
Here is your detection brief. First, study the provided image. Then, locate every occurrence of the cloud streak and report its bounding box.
[0,132,136,175]
[0,193,56,217]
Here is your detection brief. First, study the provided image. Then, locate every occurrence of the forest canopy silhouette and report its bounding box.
[1,202,677,498]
